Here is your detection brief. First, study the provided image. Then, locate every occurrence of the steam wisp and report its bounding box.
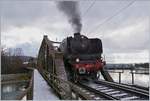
[56,1,82,33]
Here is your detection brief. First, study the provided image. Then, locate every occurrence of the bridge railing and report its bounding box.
[103,68,149,86]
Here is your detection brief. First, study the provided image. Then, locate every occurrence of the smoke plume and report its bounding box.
[56,1,82,33]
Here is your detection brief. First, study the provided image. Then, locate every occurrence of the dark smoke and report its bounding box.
[56,1,82,33]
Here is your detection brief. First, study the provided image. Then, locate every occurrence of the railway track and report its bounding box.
[78,80,149,100]
[40,69,149,100]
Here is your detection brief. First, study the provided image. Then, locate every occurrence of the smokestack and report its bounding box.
[74,32,80,36]
[56,1,82,33]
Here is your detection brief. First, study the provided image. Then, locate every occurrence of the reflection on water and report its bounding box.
[2,84,17,93]
[99,69,149,87]
[1,83,28,100]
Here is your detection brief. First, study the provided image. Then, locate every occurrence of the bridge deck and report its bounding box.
[33,69,59,100]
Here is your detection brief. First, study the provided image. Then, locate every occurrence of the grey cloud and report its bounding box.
[1,1,58,31]
[102,20,149,53]
[82,1,150,34]
[15,42,40,57]
[82,1,150,53]
[1,0,150,57]
[56,1,82,33]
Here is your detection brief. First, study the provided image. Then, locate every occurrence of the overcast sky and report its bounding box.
[1,0,150,63]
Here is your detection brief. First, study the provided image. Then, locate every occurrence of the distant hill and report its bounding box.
[17,56,36,62]
[4,56,36,62]
[106,63,149,69]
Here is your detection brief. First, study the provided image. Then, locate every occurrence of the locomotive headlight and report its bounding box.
[76,58,80,62]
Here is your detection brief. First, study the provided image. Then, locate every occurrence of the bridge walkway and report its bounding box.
[33,69,59,100]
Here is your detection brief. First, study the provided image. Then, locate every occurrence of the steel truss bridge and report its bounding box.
[37,35,149,100]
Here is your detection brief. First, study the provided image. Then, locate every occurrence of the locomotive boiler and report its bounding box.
[59,33,106,82]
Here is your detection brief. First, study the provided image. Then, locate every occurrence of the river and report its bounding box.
[99,69,149,87]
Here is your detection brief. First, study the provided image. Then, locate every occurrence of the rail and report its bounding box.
[78,80,149,100]
[94,80,149,99]
[78,82,119,100]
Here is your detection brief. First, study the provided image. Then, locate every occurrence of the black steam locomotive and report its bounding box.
[59,33,105,82]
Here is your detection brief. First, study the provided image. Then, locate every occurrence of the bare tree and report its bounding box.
[13,48,24,56]
[1,47,25,74]
[1,46,11,74]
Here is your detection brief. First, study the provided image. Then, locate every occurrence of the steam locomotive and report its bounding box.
[59,33,106,82]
